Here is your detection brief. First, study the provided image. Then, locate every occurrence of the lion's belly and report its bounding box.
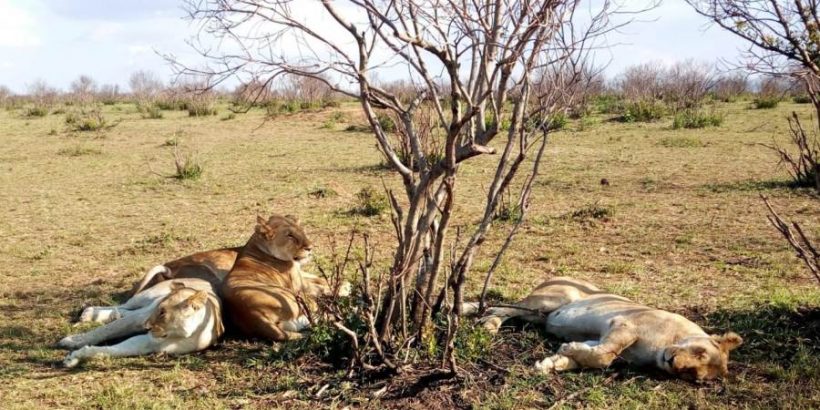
[545,296,636,341]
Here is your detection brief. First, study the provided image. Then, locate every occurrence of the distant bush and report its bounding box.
[24,106,49,118]
[547,112,568,131]
[187,100,218,117]
[485,114,511,132]
[672,109,724,129]
[617,100,666,122]
[753,97,780,109]
[138,103,164,119]
[65,108,110,132]
[220,112,236,121]
[594,94,623,114]
[713,73,749,102]
[793,95,812,104]
[376,112,396,133]
[351,187,388,217]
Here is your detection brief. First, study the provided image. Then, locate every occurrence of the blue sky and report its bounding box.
[0,0,746,93]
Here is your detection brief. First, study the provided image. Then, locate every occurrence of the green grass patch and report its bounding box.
[656,136,703,148]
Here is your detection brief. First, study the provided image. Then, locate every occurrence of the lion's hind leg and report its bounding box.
[78,283,169,324]
[478,294,568,334]
[226,286,304,342]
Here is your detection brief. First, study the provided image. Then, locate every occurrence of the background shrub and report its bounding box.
[352,187,388,216]
[65,108,109,131]
[618,100,666,122]
[753,97,780,109]
[672,109,724,129]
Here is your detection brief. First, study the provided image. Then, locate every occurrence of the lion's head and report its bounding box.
[145,282,209,339]
[253,214,313,263]
[660,332,742,381]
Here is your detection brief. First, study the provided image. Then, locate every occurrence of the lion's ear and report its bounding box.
[691,345,708,359]
[284,214,300,225]
[255,215,272,235]
[183,291,208,310]
[170,282,185,291]
[713,332,743,352]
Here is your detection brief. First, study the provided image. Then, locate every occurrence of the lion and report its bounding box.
[128,247,240,297]
[127,239,340,301]
[221,214,344,341]
[60,279,223,367]
[469,276,742,381]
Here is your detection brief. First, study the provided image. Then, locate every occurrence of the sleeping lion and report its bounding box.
[470,276,742,381]
[60,279,223,367]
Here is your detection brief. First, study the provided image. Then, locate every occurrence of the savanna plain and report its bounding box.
[0,99,818,409]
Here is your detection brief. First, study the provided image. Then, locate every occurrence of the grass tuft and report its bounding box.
[656,136,704,148]
[350,187,388,216]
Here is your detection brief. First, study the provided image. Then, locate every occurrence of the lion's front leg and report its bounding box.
[557,318,637,369]
[63,334,159,368]
[535,353,581,373]
[301,272,351,297]
[59,304,155,349]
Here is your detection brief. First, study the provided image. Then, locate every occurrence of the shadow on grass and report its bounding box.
[701,179,814,193]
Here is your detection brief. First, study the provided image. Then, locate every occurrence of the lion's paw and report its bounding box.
[58,335,86,350]
[63,353,80,368]
[558,342,588,355]
[78,307,96,323]
[534,357,555,373]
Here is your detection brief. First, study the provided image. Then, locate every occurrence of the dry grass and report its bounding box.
[1,101,818,408]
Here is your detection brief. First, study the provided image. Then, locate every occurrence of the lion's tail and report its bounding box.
[131,265,171,296]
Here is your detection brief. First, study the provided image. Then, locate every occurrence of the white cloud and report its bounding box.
[128,44,152,55]
[0,0,41,47]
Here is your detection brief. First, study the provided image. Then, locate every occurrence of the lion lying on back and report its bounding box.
[469,276,742,381]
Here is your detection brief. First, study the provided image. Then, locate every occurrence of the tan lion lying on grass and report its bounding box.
[60,279,223,368]
[468,276,742,382]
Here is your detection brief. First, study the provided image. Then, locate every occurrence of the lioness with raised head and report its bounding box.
[472,277,742,381]
[221,214,327,341]
[60,279,223,367]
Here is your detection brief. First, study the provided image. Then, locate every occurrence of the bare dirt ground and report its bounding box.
[0,100,818,408]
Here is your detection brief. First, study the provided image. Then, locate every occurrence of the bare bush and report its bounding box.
[233,79,274,107]
[25,79,59,116]
[662,60,715,110]
[688,0,820,119]
[713,73,748,102]
[280,74,334,105]
[69,75,98,105]
[129,70,164,103]
[0,85,12,108]
[762,196,820,285]
[616,62,666,101]
[96,84,121,105]
[763,113,820,191]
